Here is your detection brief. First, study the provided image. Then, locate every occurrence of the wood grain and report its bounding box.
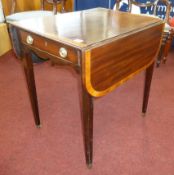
[83,24,164,97]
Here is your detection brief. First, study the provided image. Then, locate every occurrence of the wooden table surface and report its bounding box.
[9,8,164,167]
[10,8,163,49]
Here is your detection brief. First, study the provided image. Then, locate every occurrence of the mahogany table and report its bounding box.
[9,8,164,167]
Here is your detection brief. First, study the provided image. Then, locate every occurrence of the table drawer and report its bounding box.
[19,30,78,64]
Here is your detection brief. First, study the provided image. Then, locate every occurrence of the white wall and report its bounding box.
[0,0,5,23]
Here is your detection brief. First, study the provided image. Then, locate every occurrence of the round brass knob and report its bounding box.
[26,35,34,45]
[59,47,68,58]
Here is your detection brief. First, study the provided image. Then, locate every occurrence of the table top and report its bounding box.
[9,8,163,49]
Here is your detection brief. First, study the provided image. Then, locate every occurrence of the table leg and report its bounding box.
[142,62,155,115]
[22,50,41,127]
[81,85,93,168]
[156,44,164,67]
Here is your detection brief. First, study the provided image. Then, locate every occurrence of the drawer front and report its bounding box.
[19,30,78,64]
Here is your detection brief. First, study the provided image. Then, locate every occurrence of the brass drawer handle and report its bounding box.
[59,47,68,58]
[26,35,34,45]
